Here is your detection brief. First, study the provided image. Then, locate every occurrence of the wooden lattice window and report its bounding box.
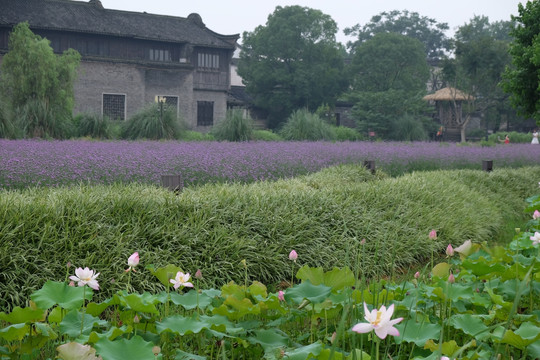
[103,93,126,121]
[197,101,214,126]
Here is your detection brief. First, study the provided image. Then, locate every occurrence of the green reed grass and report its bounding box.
[1,165,539,311]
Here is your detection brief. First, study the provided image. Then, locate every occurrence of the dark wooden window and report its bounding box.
[197,52,220,69]
[197,101,214,126]
[103,94,126,121]
[149,48,171,62]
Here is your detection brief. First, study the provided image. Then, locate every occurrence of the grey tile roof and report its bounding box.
[0,0,238,49]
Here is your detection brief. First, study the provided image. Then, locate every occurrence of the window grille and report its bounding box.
[197,53,220,69]
[149,49,171,62]
[103,94,126,120]
[197,101,214,126]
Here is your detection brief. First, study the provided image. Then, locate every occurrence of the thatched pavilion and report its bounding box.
[423,87,474,142]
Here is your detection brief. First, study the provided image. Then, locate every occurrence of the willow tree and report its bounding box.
[0,22,80,138]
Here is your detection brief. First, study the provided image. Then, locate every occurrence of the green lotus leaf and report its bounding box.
[169,290,212,310]
[59,309,108,338]
[0,323,29,341]
[296,265,325,286]
[317,348,345,360]
[30,281,92,310]
[248,328,289,353]
[221,282,246,299]
[156,315,207,335]
[34,322,57,339]
[86,297,118,317]
[117,293,158,314]
[461,258,506,276]
[528,339,540,359]
[94,335,156,360]
[323,267,355,291]
[0,306,46,324]
[48,306,64,323]
[449,314,489,339]
[499,329,536,350]
[431,262,451,278]
[285,280,332,304]
[146,264,182,288]
[175,349,206,360]
[248,281,267,298]
[485,287,512,310]
[88,325,127,343]
[284,341,323,360]
[394,321,441,346]
[515,322,540,341]
[346,349,372,360]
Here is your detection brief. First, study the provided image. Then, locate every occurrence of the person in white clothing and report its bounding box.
[532,129,539,144]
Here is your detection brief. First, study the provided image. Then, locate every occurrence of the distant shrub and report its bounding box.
[180,130,215,141]
[388,114,428,141]
[212,109,254,141]
[488,131,532,144]
[15,98,73,139]
[334,126,363,141]
[252,129,283,141]
[75,113,112,139]
[121,103,181,140]
[280,108,336,141]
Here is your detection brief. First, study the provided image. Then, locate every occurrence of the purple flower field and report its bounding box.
[0,139,538,189]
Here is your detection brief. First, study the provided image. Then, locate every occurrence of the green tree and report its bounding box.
[502,1,540,123]
[0,22,80,138]
[345,33,430,138]
[237,6,349,128]
[442,16,515,139]
[345,10,450,63]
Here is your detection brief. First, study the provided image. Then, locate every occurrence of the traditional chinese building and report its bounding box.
[0,0,239,129]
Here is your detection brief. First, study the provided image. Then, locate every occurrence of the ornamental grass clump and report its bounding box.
[280,108,336,141]
[2,166,540,311]
[211,109,254,141]
[121,103,182,140]
[75,112,113,139]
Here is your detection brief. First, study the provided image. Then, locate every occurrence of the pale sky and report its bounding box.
[99,0,523,44]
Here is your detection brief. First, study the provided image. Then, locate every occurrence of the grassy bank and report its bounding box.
[1,165,539,311]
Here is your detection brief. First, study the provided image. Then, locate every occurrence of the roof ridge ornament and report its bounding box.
[88,0,104,9]
[187,13,205,28]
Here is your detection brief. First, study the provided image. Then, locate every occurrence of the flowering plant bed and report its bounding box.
[1,140,538,189]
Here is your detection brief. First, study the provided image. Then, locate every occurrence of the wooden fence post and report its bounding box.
[482,160,493,172]
[160,174,183,193]
[363,160,376,174]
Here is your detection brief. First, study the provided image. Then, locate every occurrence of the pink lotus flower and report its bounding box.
[448,273,455,283]
[170,271,193,290]
[352,302,403,339]
[446,244,454,257]
[360,238,366,245]
[531,232,540,246]
[289,250,298,262]
[278,290,285,301]
[441,357,450,360]
[195,269,203,280]
[69,267,100,290]
[533,210,540,220]
[126,252,139,272]
[414,271,420,279]
[428,229,437,240]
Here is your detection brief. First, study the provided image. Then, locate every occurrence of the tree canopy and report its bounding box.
[441,16,516,139]
[0,22,80,122]
[237,6,348,128]
[345,33,431,138]
[502,1,540,122]
[345,10,450,62]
